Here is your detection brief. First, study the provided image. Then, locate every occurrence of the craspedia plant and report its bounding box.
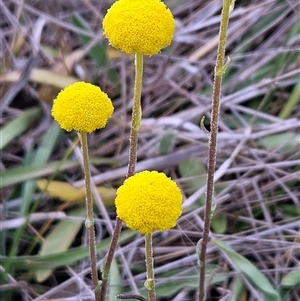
[103,0,175,55]
[115,170,182,234]
[52,81,114,133]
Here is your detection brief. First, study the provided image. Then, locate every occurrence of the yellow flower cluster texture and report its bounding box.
[115,171,182,234]
[52,82,114,133]
[103,0,175,55]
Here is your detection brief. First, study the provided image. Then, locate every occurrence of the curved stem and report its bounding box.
[198,1,234,300]
[100,52,144,300]
[145,233,156,301]
[79,131,101,301]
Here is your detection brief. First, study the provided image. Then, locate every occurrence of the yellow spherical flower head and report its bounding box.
[103,0,175,55]
[115,170,182,234]
[52,82,114,133]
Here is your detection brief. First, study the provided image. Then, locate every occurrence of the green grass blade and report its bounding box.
[159,130,176,155]
[71,12,118,84]
[19,123,62,215]
[71,12,107,68]
[0,153,115,188]
[178,158,207,205]
[4,124,64,273]
[228,276,244,301]
[0,107,40,151]
[108,259,122,301]
[213,239,280,300]
[36,207,86,282]
[280,267,300,288]
[0,160,79,188]
[0,230,136,272]
[279,81,300,119]
[34,123,62,164]
[279,267,300,300]
[139,265,227,298]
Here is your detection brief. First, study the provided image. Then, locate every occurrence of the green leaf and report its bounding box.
[108,259,122,301]
[71,12,118,84]
[0,230,136,272]
[213,239,280,300]
[228,276,245,301]
[159,130,176,155]
[0,156,114,189]
[178,158,206,204]
[140,265,228,297]
[259,132,299,153]
[279,268,300,300]
[36,207,86,282]
[279,81,300,119]
[0,160,79,188]
[280,268,300,288]
[71,12,107,68]
[35,123,62,165]
[0,107,40,151]
[22,122,62,213]
[211,213,228,234]
[5,124,63,272]
[279,205,300,219]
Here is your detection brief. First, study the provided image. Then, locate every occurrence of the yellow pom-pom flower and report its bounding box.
[52,82,114,133]
[115,170,182,234]
[103,0,175,56]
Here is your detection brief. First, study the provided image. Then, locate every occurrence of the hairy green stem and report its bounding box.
[79,131,101,301]
[145,233,156,301]
[198,1,234,300]
[127,52,143,177]
[100,52,144,301]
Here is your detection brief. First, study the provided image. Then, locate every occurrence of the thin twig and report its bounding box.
[79,132,101,301]
[198,1,234,300]
[100,53,143,300]
[145,233,155,301]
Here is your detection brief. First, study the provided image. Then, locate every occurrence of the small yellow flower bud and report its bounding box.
[115,171,182,234]
[52,82,114,133]
[103,0,175,56]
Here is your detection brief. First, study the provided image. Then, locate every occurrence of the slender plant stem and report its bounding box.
[127,52,143,178]
[79,131,101,301]
[145,233,156,301]
[100,52,144,301]
[198,1,233,300]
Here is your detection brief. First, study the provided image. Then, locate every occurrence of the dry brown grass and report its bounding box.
[1,0,299,300]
